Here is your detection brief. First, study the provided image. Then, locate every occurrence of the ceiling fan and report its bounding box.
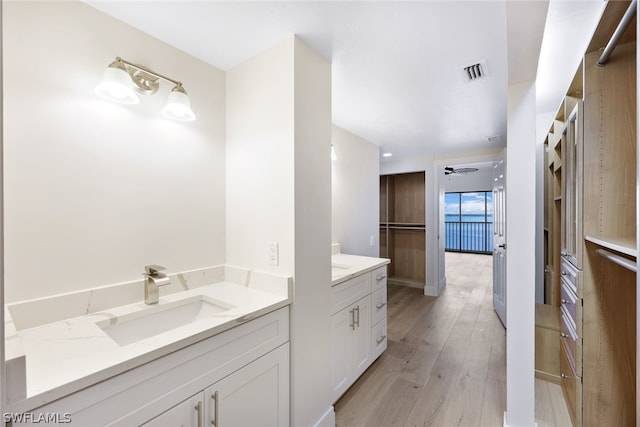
[444,166,479,176]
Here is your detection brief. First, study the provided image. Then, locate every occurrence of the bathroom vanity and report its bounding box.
[331,251,390,402]
[4,266,292,426]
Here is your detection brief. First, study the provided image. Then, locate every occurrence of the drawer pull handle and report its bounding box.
[355,306,360,327]
[195,401,203,427]
[211,391,219,426]
[376,302,387,309]
[376,335,387,344]
[561,373,569,379]
[561,333,568,338]
[376,275,387,282]
[349,309,355,330]
[561,271,567,276]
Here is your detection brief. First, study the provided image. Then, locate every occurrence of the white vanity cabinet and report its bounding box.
[12,307,290,427]
[331,265,387,402]
[144,343,289,427]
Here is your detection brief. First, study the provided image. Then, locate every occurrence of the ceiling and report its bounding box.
[87,1,551,160]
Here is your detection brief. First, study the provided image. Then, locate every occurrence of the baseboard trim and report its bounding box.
[313,406,335,427]
[503,411,538,427]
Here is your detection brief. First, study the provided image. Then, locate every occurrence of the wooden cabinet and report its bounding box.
[380,172,426,288]
[541,2,638,425]
[144,344,289,427]
[331,266,387,402]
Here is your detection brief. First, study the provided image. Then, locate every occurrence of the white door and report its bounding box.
[493,155,507,327]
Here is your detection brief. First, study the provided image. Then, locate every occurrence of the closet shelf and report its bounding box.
[585,234,637,258]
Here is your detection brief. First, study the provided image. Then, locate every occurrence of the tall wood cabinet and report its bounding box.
[379,172,426,288]
[541,2,638,425]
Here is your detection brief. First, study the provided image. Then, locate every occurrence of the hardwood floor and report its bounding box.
[334,252,571,427]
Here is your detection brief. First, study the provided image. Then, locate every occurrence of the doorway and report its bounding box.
[437,158,506,326]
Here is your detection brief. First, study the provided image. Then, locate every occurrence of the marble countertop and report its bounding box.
[6,273,291,412]
[331,253,390,286]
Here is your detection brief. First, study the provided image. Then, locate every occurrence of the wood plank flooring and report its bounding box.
[334,252,571,427]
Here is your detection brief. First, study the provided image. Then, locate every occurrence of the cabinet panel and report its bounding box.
[331,273,371,315]
[142,393,203,427]
[560,345,581,427]
[206,344,289,427]
[371,286,387,326]
[371,266,388,291]
[331,307,351,400]
[371,318,387,361]
[351,296,372,380]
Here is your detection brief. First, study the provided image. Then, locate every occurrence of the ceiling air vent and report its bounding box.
[460,59,489,82]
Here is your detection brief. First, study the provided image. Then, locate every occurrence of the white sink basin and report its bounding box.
[96,296,234,346]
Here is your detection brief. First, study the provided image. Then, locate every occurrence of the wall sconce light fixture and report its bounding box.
[95,57,196,121]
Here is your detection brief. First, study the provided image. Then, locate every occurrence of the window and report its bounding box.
[445,191,493,253]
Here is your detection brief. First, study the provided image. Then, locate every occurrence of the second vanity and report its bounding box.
[331,250,390,402]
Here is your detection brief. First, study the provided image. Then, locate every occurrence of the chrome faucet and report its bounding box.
[143,265,171,305]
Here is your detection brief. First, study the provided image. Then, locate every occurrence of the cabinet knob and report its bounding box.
[561,299,568,304]
[561,373,569,379]
[561,333,568,338]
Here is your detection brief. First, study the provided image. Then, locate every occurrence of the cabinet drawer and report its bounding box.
[561,258,582,298]
[371,287,387,326]
[371,318,387,360]
[371,266,388,291]
[560,345,582,427]
[560,280,581,335]
[331,273,371,315]
[560,310,582,377]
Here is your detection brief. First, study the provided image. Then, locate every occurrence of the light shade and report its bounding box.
[94,61,139,105]
[161,86,196,121]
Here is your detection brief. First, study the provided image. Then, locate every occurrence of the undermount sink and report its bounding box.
[96,296,235,346]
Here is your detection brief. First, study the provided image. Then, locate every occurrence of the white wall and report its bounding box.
[226,38,295,274]
[226,36,332,427]
[505,81,537,427]
[3,2,226,303]
[331,125,379,257]
[292,38,333,427]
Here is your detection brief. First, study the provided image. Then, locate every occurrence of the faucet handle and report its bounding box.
[144,265,166,275]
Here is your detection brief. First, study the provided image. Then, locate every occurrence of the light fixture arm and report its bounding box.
[115,57,184,88]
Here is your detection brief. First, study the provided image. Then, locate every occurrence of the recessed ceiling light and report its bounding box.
[382,153,393,158]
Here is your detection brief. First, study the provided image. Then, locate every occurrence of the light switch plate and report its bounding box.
[268,242,279,266]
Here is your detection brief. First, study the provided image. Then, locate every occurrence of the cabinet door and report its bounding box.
[205,343,289,427]
[351,295,371,380]
[331,307,351,401]
[142,393,203,427]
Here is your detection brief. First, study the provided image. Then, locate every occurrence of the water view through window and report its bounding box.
[445,191,493,253]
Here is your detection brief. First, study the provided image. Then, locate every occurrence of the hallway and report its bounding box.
[334,252,571,426]
[335,253,506,426]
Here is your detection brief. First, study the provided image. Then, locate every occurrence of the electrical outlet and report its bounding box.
[268,242,279,266]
